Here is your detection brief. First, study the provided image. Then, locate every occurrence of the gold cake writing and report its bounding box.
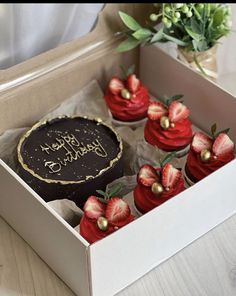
[40,133,107,173]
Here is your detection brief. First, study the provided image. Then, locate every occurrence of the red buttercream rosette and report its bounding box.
[104,74,150,122]
[144,100,192,151]
[186,131,235,182]
[133,163,185,214]
[80,195,134,244]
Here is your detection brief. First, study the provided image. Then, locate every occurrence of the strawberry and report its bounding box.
[212,133,234,156]
[192,132,212,153]
[137,164,158,186]
[127,74,140,93]
[161,163,181,189]
[108,77,124,95]
[168,101,189,123]
[84,196,105,220]
[147,102,167,121]
[105,197,131,225]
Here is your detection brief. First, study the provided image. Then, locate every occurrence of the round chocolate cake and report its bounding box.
[17,116,123,207]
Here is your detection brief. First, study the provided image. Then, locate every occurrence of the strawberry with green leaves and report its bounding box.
[79,184,134,244]
[104,64,150,122]
[145,94,192,154]
[185,124,235,184]
[134,153,185,214]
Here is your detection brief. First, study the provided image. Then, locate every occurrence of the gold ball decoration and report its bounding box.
[171,123,175,128]
[200,149,211,162]
[151,182,164,196]
[121,88,131,99]
[160,116,170,130]
[97,216,108,231]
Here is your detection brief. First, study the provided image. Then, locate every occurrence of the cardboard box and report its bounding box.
[1,4,236,296]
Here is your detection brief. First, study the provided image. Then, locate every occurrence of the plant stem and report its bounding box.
[193,53,209,78]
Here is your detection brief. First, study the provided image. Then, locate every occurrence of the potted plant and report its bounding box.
[118,3,232,81]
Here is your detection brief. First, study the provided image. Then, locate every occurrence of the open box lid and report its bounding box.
[0,3,153,135]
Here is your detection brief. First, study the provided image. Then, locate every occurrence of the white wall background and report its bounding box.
[217,4,236,76]
[0,3,104,69]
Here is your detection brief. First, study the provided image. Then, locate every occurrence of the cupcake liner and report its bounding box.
[133,202,144,217]
[108,109,147,129]
[182,164,196,188]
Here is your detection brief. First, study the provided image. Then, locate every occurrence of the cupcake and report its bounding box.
[79,192,134,244]
[184,128,235,186]
[104,72,150,127]
[144,98,192,158]
[133,163,185,215]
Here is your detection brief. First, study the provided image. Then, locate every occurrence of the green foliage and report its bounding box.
[96,183,123,203]
[163,94,184,106]
[120,64,136,79]
[118,4,231,52]
[160,152,177,167]
[210,123,230,139]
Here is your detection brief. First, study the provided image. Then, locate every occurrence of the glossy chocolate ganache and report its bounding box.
[17,116,123,207]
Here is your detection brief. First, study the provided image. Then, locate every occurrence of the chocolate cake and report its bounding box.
[17,116,123,207]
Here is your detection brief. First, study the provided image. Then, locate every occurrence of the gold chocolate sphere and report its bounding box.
[200,149,211,162]
[97,216,108,231]
[160,116,170,130]
[151,182,164,196]
[121,88,131,99]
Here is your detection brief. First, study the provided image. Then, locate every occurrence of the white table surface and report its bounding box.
[1,213,236,296]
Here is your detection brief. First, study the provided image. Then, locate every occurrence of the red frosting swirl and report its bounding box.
[104,85,150,122]
[133,178,185,214]
[186,147,235,182]
[144,118,192,151]
[80,214,134,244]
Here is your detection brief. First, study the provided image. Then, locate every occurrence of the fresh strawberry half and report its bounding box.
[168,101,189,123]
[192,132,212,153]
[84,196,105,220]
[108,77,124,95]
[127,74,140,93]
[212,133,234,156]
[161,163,181,189]
[138,164,158,187]
[105,197,131,225]
[147,102,167,121]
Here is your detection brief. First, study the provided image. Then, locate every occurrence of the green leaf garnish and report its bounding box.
[210,123,230,139]
[120,64,136,79]
[126,64,136,76]
[120,65,127,80]
[171,94,184,101]
[96,183,123,203]
[215,128,230,138]
[211,123,217,138]
[97,197,108,204]
[160,152,177,167]
[163,94,184,106]
[96,189,106,197]
[107,183,123,198]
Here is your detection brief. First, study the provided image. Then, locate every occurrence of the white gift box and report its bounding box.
[1,4,236,296]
